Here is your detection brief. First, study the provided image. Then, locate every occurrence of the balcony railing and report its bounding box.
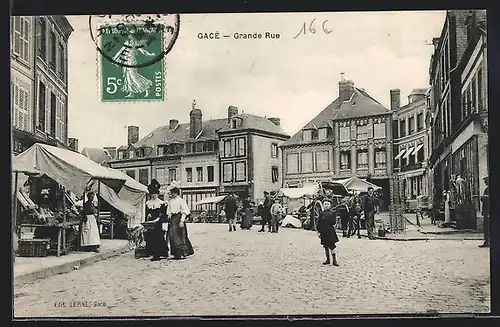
[400,162,423,172]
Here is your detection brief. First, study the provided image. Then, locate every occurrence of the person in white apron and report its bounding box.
[443,190,451,225]
[81,191,101,252]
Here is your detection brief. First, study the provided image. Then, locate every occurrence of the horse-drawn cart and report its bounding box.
[279,181,350,230]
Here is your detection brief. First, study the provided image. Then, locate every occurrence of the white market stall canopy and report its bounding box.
[88,167,148,222]
[13,143,126,195]
[196,195,227,206]
[334,176,382,193]
[279,184,320,199]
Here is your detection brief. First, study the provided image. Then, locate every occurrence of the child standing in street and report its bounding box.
[317,199,340,266]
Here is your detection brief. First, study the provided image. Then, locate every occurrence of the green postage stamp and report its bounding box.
[99,24,165,102]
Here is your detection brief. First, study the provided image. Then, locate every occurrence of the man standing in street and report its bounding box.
[225,193,238,232]
[363,187,378,240]
[259,191,272,232]
[479,176,490,248]
[270,198,283,233]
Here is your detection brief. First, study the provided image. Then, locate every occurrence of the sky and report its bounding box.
[67,11,446,150]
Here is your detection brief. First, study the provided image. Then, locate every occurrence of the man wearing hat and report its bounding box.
[259,191,273,232]
[479,176,490,248]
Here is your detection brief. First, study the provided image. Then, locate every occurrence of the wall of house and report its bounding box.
[109,160,151,186]
[11,16,36,153]
[252,134,285,202]
[282,143,334,187]
[34,16,70,146]
[333,115,392,179]
[151,160,180,190]
[180,154,219,188]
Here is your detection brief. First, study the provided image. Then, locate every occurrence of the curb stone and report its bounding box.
[359,234,482,242]
[14,243,133,286]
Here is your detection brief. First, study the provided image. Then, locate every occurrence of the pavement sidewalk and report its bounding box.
[14,239,132,286]
[359,213,483,241]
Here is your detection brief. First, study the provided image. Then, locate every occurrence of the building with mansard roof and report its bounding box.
[281,73,393,210]
[108,103,289,211]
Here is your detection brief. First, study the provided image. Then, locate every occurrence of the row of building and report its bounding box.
[426,10,488,225]
[88,74,431,213]
[11,16,75,154]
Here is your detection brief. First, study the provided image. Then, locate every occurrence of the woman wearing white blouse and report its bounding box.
[166,187,194,259]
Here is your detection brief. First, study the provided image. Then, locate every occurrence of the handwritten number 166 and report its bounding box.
[293,19,332,39]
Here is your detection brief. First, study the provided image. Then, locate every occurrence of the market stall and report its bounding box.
[13,143,127,257]
[334,176,382,193]
[86,169,147,238]
[195,195,227,223]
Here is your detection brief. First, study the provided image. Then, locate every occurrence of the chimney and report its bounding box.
[268,117,280,126]
[408,89,427,104]
[189,109,202,138]
[228,106,239,122]
[432,37,440,51]
[338,73,355,103]
[68,138,78,152]
[127,126,139,145]
[390,89,401,111]
[169,119,179,130]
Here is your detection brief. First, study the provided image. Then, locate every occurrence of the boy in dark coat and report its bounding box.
[316,199,340,266]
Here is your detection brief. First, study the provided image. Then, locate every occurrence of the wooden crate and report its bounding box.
[17,239,50,257]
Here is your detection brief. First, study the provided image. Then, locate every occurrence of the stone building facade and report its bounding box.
[428,10,488,224]
[392,88,431,203]
[282,73,393,210]
[11,16,73,154]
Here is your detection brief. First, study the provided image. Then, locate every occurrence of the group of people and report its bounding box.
[143,179,194,261]
[220,193,254,231]
[221,191,284,233]
[257,191,283,233]
[337,187,379,240]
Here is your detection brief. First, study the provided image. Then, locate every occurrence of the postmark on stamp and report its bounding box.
[88,15,180,102]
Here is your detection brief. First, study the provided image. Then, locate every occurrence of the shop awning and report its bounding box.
[394,149,406,160]
[196,195,227,206]
[333,176,382,192]
[13,143,127,196]
[403,147,415,159]
[412,144,423,155]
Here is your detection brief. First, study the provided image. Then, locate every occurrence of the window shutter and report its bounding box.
[15,85,20,129]
[22,18,29,61]
[219,141,224,157]
[14,17,21,55]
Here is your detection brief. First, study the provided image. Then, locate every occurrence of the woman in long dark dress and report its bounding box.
[166,187,194,259]
[316,199,340,266]
[240,197,254,230]
[145,180,169,261]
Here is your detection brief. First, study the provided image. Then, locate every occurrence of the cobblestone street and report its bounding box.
[14,223,490,317]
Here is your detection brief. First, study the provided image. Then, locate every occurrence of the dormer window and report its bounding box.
[231,117,242,129]
[128,150,134,159]
[118,151,125,160]
[302,129,312,141]
[318,128,328,140]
